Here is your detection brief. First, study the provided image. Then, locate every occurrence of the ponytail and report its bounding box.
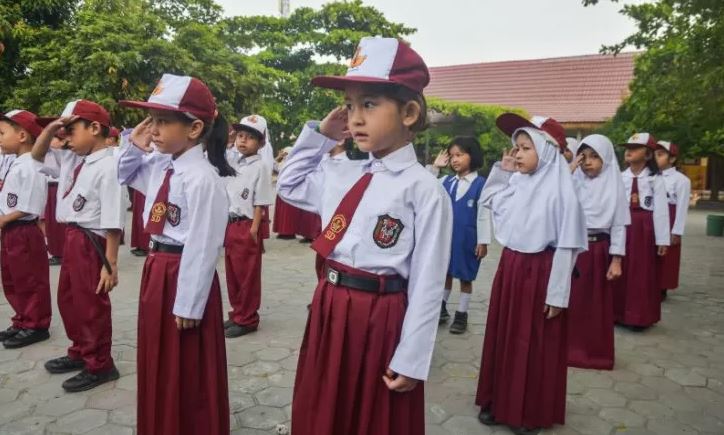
[204,113,236,177]
[645,149,660,176]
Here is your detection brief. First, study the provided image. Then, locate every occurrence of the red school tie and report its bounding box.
[630,176,640,209]
[145,168,174,235]
[311,172,373,259]
[63,160,85,198]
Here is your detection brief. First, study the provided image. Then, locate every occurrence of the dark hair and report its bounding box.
[644,148,660,175]
[447,136,484,170]
[78,119,110,138]
[174,112,236,177]
[235,125,265,143]
[359,83,429,133]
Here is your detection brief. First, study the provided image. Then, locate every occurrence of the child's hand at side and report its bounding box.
[657,245,668,256]
[543,305,563,319]
[475,244,488,260]
[382,368,419,393]
[606,256,623,280]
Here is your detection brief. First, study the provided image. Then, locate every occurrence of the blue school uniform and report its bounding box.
[442,174,486,281]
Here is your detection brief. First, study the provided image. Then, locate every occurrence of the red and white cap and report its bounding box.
[496,113,567,148]
[120,74,217,122]
[0,109,43,138]
[109,127,120,138]
[232,115,267,143]
[621,132,657,150]
[312,37,430,93]
[38,99,112,127]
[656,140,679,156]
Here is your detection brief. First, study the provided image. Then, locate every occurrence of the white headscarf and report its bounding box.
[491,127,588,253]
[573,134,631,230]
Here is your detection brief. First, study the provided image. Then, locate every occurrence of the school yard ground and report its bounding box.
[0,208,723,435]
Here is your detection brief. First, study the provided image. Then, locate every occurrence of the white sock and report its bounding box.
[443,289,451,302]
[458,293,471,313]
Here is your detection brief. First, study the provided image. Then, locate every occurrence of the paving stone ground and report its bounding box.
[0,208,723,435]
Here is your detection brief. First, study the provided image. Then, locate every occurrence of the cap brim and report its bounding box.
[118,100,182,113]
[496,113,537,137]
[36,117,59,127]
[311,75,397,90]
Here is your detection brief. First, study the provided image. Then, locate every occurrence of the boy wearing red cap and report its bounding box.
[655,141,690,296]
[0,110,52,349]
[32,99,125,391]
[277,37,453,435]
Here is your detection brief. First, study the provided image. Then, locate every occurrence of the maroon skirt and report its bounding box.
[44,183,66,257]
[272,196,300,237]
[475,248,567,429]
[292,260,424,435]
[613,208,660,327]
[297,209,322,240]
[567,239,615,370]
[658,204,681,290]
[137,252,229,435]
[130,189,150,250]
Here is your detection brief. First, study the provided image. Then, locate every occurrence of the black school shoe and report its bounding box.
[3,329,50,348]
[512,427,541,435]
[439,301,450,324]
[0,326,20,341]
[224,323,257,338]
[478,408,496,426]
[130,248,148,257]
[223,319,235,329]
[45,356,85,374]
[62,365,120,392]
[449,311,468,334]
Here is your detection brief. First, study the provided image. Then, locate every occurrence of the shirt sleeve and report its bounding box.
[480,163,513,209]
[389,183,453,381]
[117,133,166,194]
[476,204,492,244]
[173,173,229,319]
[98,163,125,231]
[652,176,671,246]
[253,162,274,206]
[545,247,577,308]
[276,122,338,213]
[609,225,626,256]
[672,176,691,236]
[425,165,440,177]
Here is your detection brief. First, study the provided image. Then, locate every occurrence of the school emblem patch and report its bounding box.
[72,194,86,212]
[644,196,653,208]
[6,193,17,208]
[324,214,347,241]
[467,199,475,208]
[241,188,250,200]
[349,46,367,69]
[167,203,181,227]
[150,202,167,224]
[373,214,404,249]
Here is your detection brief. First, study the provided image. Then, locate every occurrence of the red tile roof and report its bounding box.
[426,52,637,124]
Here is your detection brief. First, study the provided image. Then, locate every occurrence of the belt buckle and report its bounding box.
[327,268,340,285]
[588,236,596,242]
[149,240,156,251]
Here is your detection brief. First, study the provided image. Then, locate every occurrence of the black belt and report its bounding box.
[325,265,407,294]
[48,181,59,186]
[149,240,184,254]
[228,215,251,224]
[3,219,38,230]
[68,223,113,274]
[588,233,611,243]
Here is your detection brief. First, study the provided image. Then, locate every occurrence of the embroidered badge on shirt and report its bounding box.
[150,202,167,224]
[373,214,404,249]
[167,203,181,227]
[241,188,250,200]
[644,196,653,208]
[324,214,347,241]
[73,194,86,212]
[6,193,17,208]
[467,199,475,208]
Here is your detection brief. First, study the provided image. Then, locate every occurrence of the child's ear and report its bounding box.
[89,121,104,137]
[188,119,205,141]
[401,100,421,129]
[17,129,29,144]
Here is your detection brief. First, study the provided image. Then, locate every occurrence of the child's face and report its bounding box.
[448,145,472,174]
[0,121,23,154]
[235,129,262,157]
[578,146,604,178]
[654,149,674,169]
[148,109,204,155]
[624,145,648,164]
[344,86,417,154]
[65,120,103,155]
[513,132,539,174]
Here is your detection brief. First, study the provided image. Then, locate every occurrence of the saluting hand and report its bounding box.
[500,148,517,172]
[570,153,584,174]
[130,117,154,152]
[433,150,450,169]
[47,115,80,132]
[319,106,351,141]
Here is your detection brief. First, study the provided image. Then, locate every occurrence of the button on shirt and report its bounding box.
[661,168,691,236]
[621,167,670,246]
[277,123,453,381]
[0,153,47,219]
[117,136,229,319]
[226,154,273,218]
[58,147,124,236]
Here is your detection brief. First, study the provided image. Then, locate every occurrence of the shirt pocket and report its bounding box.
[361,208,413,255]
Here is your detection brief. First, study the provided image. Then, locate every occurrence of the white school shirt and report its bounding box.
[226,154,273,218]
[60,147,125,236]
[117,137,228,320]
[278,123,453,381]
[621,167,670,246]
[661,168,691,236]
[0,153,47,219]
[41,148,82,222]
[0,154,17,185]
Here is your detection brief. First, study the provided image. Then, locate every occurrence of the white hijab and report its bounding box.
[491,127,588,253]
[573,134,631,230]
